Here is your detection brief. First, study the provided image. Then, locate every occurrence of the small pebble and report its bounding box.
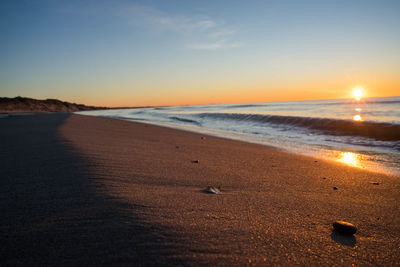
[369,182,380,185]
[333,221,357,235]
[201,137,206,140]
[191,160,199,163]
[322,177,326,180]
[333,186,338,190]
[176,146,180,149]
[204,186,221,194]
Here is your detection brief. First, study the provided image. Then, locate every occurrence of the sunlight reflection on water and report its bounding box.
[338,152,360,167]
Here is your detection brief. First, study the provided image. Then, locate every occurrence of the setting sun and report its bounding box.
[352,87,364,101]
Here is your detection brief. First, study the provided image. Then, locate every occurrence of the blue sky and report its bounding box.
[1,0,399,106]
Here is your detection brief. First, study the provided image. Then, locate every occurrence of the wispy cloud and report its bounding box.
[118,4,243,50]
[59,2,243,50]
[117,4,218,35]
[187,40,244,50]
[208,29,236,39]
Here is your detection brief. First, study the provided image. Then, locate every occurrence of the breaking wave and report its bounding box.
[198,113,400,141]
[169,116,201,126]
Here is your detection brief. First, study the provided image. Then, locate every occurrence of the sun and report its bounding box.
[352,86,364,101]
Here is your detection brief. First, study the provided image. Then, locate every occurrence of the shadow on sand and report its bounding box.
[0,114,181,266]
[330,230,356,247]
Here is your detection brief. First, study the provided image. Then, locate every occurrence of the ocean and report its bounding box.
[79,96,400,175]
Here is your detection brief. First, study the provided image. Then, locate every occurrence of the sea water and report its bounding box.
[79,96,400,175]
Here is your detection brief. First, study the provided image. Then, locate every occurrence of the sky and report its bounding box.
[1,0,399,107]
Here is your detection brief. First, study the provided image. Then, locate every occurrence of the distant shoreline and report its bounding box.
[0,96,157,114]
[0,96,106,113]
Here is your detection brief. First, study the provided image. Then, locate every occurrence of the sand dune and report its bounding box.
[0,97,106,113]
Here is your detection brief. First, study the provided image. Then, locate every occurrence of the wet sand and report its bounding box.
[1,113,399,265]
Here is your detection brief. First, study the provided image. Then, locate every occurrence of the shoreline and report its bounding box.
[78,111,400,177]
[1,113,399,265]
[73,113,400,179]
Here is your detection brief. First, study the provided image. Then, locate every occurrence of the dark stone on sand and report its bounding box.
[191,160,199,163]
[201,137,206,140]
[204,186,221,194]
[369,182,380,185]
[176,146,179,149]
[330,230,356,247]
[333,221,357,235]
[314,160,318,162]
[333,186,338,190]
[322,177,326,180]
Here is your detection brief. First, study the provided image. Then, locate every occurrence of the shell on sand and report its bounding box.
[204,186,221,194]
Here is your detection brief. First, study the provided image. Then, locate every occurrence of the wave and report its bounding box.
[169,116,201,126]
[225,104,264,109]
[363,99,400,104]
[316,98,400,106]
[357,97,400,105]
[107,115,149,122]
[130,110,147,115]
[198,113,400,141]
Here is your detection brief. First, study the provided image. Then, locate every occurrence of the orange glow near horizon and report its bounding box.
[67,81,399,107]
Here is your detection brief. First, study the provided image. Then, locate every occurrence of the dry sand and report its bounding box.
[1,113,399,266]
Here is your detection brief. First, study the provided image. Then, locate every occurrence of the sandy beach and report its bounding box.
[1,113,399,266]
